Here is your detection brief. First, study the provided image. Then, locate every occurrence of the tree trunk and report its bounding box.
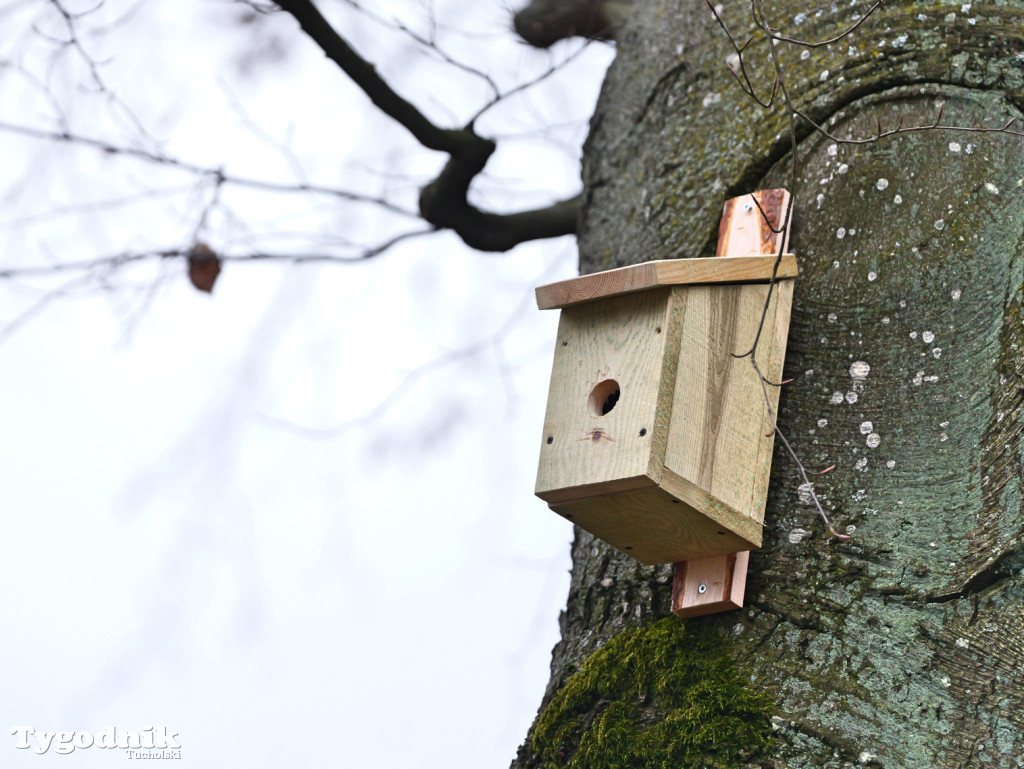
[514,2,1024,767]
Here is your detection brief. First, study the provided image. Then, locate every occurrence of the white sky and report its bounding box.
[0,1,614,766]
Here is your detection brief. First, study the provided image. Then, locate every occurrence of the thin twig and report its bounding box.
[748,192,785,234]
[0,273,94,346]
[753,359,850,540]
[252,249,569,438]
[751,0,799,194]
[0,227,437,279]
[0,121,420,217]
[469,40,592,124]
[794,106,1024,144]
[767,0,884,48]
[706,0,779,109]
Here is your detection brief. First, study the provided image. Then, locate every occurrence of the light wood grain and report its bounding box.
[658,465,763,548]
[670,189,793,613]
[535,254,798,310]
[535,289,679,498]
[550,486,756,565]
[715,189,792,257]
[745,279,793,518]
[542,466,762,565]
[538,474,655,507]
[534,189,794,568]
[670,551,749,618]
[663,281,790,516]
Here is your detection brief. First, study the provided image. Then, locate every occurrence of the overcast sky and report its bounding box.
[0,1,614,765]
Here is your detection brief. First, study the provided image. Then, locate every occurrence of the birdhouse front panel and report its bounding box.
[534,287,681,501]
[664,280,793,522]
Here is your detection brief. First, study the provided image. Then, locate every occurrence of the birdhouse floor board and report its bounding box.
[546,464,762,565]
[658,466,764,546]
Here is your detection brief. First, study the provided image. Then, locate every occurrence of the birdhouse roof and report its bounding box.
[535,254,798,311]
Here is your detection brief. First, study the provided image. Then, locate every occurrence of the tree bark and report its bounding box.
[515,2,1024,767]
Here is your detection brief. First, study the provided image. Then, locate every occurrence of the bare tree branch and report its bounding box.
[468,39,593,124]
[751,0,799,193]
[513,0,622,48]
[0,120,420,217]
[275,0,486,155]
[252,249,563,437]
[0,227,437,280]
[753,358,850,541]
[275,0,580,250]
[706,0,778,109]
[0,273,92,347]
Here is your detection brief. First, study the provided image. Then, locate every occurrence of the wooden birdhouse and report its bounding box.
[534,190,797,617]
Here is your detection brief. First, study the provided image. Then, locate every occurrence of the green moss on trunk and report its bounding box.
[530,617,773,769]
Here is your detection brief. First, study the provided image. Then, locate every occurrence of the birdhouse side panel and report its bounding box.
[664,281,792,520]
[535,288,677,499]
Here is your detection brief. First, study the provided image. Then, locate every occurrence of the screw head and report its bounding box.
[698,584,707,594]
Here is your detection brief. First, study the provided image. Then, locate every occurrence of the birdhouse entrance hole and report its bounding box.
[589,379,620,416]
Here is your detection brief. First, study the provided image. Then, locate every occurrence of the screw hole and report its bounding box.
[588,379,620,416]
[672,499,680,504]
[546,436,553,445]
[639,428,647,437]
[717,530,725,535]
[655,326,662,334]
[561,340,567,347]
[625,546,633,550]
[565,514,573,519]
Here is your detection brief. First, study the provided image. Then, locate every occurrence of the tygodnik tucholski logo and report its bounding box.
[11,726,181,758]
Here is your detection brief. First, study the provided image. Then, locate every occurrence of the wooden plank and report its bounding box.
[658,465,763,549]
[665,188,793,518]
[663,282,787,516]
[670,551,749,618]
[535,254,798,311]
[716,189,792,257]
[536,474,655,506]
[549,486,757,565]
[745,279,794,520]
[535,289,677,497]
[542,465,762,566]
[672,189,792,617]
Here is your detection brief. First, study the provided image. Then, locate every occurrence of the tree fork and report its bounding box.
[277,0,581,251]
